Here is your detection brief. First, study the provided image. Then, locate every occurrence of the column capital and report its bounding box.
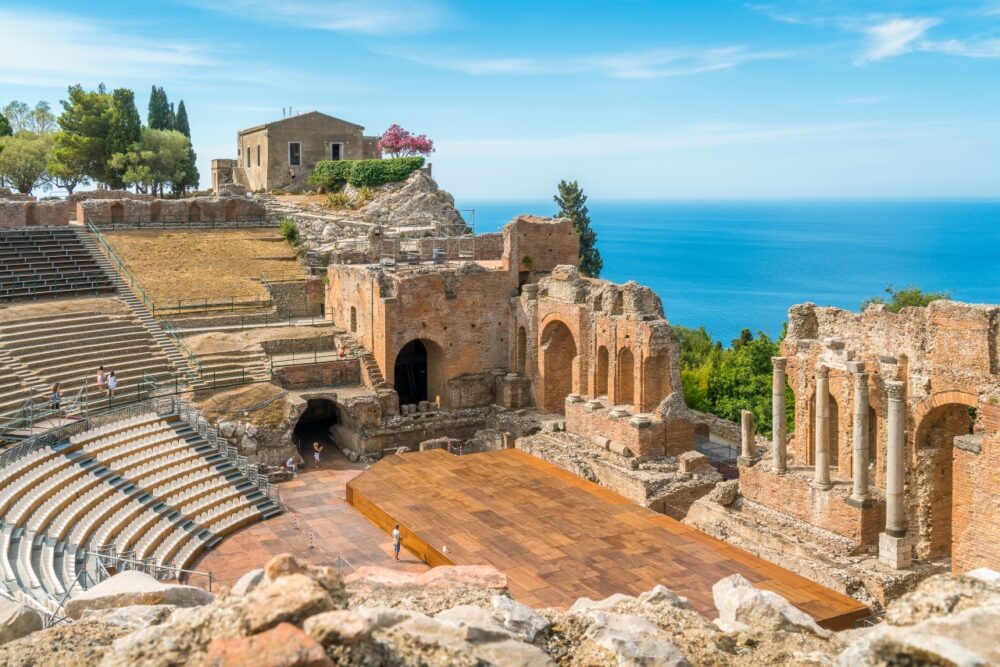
[815,363,829,379]
[771,356,787,371]
[885,380,906,401]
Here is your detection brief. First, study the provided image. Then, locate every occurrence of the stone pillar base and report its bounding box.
[810,480,833,491]
[737,456,756,467]
[846,495,873,509]
[879,532,912,570]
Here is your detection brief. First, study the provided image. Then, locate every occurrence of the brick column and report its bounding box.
[771,356,787,473]
[848,362,871,507]
[738,409,755,465]
[812,364,832,490]
[880,380,911,569]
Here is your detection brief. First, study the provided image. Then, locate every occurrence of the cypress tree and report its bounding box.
[166,101,176,131]
[174,100,190,138]
[106,88,142,189]
[554,180,603,278]
[147,86,170,130]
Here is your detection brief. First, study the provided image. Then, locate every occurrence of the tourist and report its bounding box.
[96,365,105,391]
[106,371,117,399]
[338,344,347,359]
[286,456,298,476]
[392,524,401,560]
[313,441,324,468]
[50,383,61,415]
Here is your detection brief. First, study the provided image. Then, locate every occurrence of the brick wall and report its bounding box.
[951,403,1000,572]
[738,464,884,546]
[566,399,666,460]
[268,278,325,317]
[79,196,265,225]
[272,360,360,388]
[0,200,73,228]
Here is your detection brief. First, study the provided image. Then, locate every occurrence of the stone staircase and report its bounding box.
[190,349,271,392]
[336,334,388,389]
[74,227,195,382]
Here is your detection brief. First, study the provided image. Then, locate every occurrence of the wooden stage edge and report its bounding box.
[346,449,869,631]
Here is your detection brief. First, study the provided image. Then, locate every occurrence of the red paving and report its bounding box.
[193,448,428,588]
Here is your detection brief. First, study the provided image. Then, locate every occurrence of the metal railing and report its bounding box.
[161,322,204,375]
[170,312,329,332]
[269,349,344,370]
[89,218,278,231]
[93,545,213,591]
[86,221,158,314]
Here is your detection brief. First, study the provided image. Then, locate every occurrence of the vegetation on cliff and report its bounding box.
[309,157,425,191]
[861,284,952,313]
[554,179,603,278]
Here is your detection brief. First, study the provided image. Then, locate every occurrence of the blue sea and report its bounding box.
[457,200,1000,343]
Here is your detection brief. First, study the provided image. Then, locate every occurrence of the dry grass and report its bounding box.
[103,230,306,305]
[0,297,131,322]
[196,383,287,426]
[185,326,335,354]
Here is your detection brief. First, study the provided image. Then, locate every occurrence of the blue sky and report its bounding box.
[2,0,999,199]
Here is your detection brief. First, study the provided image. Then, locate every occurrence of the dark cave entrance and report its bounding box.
[292,398,339,455]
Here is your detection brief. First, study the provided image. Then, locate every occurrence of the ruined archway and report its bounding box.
[617,348,635,407]
[829,396,839,471]
[516,327,527,375]
[911,400,976,561]
[225,200,237,222]
[393,339,445,407]
[188,202,201,222]
[292,398,340,454]
[110,202,124,225]
[540,320,577,414]
[350,307,357,333]
[596,345,609,397]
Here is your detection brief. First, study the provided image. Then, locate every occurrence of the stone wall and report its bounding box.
[267,279,325,317]
[501,214,579,274]
[0,200,73,228]
[272,360,360,389]
[78,196,266,225]
[951,403,1000,572]
[259,334,338,355]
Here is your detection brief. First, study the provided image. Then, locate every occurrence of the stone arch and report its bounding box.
[350,306,357,333]
[516,326,527,375]
[292,397,340,451]
[224,200,237,222]
[616,347,635,407]
[595,345,609,397]
[149,200,162,223]
[188,202,201,222]
[393,338,446,408]
[539,319,577,414]
[910,394,978,561]
[110,202,124,225]
[640,354,668,413]
[829,395,840,471]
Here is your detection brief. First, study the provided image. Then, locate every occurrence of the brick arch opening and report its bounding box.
[225,200,237,222]
[540,320,577,414]
[516,326,527,375]
[595,345,609,397]
[188,202,201,223]
[640,354,668,413]
[393,338,445,408]
[292,398,340,453]
[616,347,635,407]
[910,400,977,561]
[829,396,839,471]
[110,202,124,225]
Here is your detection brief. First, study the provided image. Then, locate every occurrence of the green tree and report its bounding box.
[0,113,11,137]
[171,100,199,193]
[0,131,54,193]
[105,88,143,189]
[174,100,190,137]
[147,86,171,130]
[56,85,113,184]
[706,331,783,434]
[110,128,191,196]
[861,285,952,313]
[2,101,56,134]
[46,133,89,194]
[554,179,603,277]
[167,101,176,131]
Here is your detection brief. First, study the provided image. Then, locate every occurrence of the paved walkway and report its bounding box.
[193,448,427,588]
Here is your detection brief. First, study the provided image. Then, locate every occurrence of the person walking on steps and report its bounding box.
[50,383,61,417]
[106,371,117,399]
[313,441,324,468]
[392,524,401,560]
[96,366,105,393]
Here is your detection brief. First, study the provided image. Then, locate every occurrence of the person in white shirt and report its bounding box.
[106,371,117,398]
[392,524,401,560]
[286,456,298,476]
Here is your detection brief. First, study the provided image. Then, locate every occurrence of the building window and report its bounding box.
[331,143,342,160]
[245,146,250,167]
[257,144,261,166]
[289,142,302,167]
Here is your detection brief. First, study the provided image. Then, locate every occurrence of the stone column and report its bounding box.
[812,364,832,490]
[880,380,911,569]
[848,362,871,507]
[771,357,787,473]
[738,410,755,466]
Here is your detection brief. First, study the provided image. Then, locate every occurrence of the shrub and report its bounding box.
[308,157,424,191]
[356,185,375,204]
[271,189,285,195]
[279,218,298,246]
[327,191,350,209]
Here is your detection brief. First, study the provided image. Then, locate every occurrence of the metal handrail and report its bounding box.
[85,221,158,313]
[161,322,204,375]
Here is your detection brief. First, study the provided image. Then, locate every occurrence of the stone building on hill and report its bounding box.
[212,111,382,193]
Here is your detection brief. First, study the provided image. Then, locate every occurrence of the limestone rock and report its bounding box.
[637,584,691,609]
[64,571,214,620]
[263,554,345,600]
[569,592,634,614]
[217,421,236,438]
[884,572,1000,626]
[231,568,265,596]
[712,574,831,638]
[81,604,175,630]
[244,573,337,633]
[417,565,508,590]
[967,567,1000,586]
[491,594,551,641]
[583,610,690,667]
[0,598,43,646]
[353,606,421,630]
[390,612,552,667]
[204,622,333,667]
[837,605,1000,667]
[435,604,515,643]
[708,479,739,506]
[303,610,375,646]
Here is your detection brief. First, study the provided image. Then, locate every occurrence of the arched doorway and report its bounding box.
[110,202,124,225]
[829,396,839,471]
[292,398,339,461]
[515,327,527,375]
[540,320,576,414]
[188,202,201,222]
[596,345,609,397]
[617,348,635,407]
[350,307,357,333]
[912,402,975,560]
[393,339,445,407]
[224,200,237,222]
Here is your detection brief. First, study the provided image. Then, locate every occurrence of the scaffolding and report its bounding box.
[378,210,476,269]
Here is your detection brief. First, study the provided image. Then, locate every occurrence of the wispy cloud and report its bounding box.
[385,45,787,78]
[836,95,889,105]
[924,37,1000,58]
[0,9,214,87]
[856,17,940,63]
[183,0,444,35]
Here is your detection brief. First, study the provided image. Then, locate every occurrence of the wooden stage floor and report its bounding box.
[347,448,868,630]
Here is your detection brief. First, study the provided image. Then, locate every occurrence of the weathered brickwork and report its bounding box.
[267,278,325,317]
[0,200,73,228]
[78,195,265,225]
[272,360,360,388]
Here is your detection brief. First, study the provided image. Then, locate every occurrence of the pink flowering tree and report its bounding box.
[377,124,435,158]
